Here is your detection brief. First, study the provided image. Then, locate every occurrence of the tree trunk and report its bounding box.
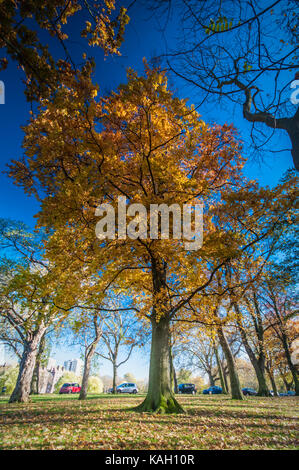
[214,346,228,394]
[239,320,270,396]
[79,320,102,400]
[254,361,270,396]
[280,332,299,396]
[242,86,299,171]
[112,360,117,393]
[173,365,178,394]
[207,371,215,387]
[217,326,243,400]
[287,108,299,172]
[234,303,270,396]
[79,349,94,400]
[30,368,38,395]
[136,257,183,413]
[30,332,46,395]
[135,316,184,413]
[223,365,229,392]
[282,375,292,391]
[9,328,46,403]
[169,345,178,394]
[266,368,279,397]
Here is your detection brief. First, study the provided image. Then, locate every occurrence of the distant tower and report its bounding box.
[63,358,83,375]
[64,360,72,371]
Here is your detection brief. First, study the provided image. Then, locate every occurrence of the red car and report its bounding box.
[59,383,81,394]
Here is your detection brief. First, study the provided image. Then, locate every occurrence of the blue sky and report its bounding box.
[0,1,295,380]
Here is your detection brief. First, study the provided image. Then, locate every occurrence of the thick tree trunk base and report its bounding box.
[230,392,243,400]
[9,330,46,404]
[9,394,31,404]
[217,326,243,401]
[257,390,271,397]
[134,392,184,414]
[138,315,185,414]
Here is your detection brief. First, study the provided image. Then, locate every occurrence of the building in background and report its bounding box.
[35,358,83,394]
[63,358,83,376]
[39,364,65,394]
[47,358,57,370]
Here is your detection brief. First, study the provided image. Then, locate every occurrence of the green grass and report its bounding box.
[0,393,298,450]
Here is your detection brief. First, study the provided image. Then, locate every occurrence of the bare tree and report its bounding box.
[0,219,61,403]
[178,330,219,386]
[261,282,299,394]
[96,311,145,393]
[151,0,299,168]
[78,311,105,400]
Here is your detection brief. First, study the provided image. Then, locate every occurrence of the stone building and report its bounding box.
[38,364,65,394]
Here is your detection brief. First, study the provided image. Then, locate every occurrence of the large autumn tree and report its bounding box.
[9,64,297,412]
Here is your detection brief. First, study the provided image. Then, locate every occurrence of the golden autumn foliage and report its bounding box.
[0,0,129,100]
[7,62,298,410]
[8,62,298,322]
[9,64,245,314]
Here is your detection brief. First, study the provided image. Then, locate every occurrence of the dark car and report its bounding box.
[178,383,197,395]
[59,383,81,394]
[242,387,257,396]
[202,385,222,395]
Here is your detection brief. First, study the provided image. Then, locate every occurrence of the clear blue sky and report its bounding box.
[0,1,295,380]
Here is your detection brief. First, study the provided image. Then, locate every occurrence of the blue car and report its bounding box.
[202,385,222,395]
[242,387,257,396]
[280,390,295,396]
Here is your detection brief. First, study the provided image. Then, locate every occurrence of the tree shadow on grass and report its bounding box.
[23,394,146,403]
[2,399,297,429]
[2,408,296,440]
[186,398,295,412]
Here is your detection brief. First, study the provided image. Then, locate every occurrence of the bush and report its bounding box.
[87,376,103,393]
[0,366,19,394]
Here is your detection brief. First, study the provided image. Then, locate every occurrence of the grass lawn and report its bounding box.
[0,393,298,450]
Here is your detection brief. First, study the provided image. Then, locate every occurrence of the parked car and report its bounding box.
[107,387,114,393]
[116,383,138,394]
[59,383,81,394]
[178,383,197,395]
[280,390,295,397]
[242,387,257,396]
[202,385,222,395]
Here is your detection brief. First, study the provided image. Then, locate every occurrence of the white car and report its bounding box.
[116,382,138,394]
